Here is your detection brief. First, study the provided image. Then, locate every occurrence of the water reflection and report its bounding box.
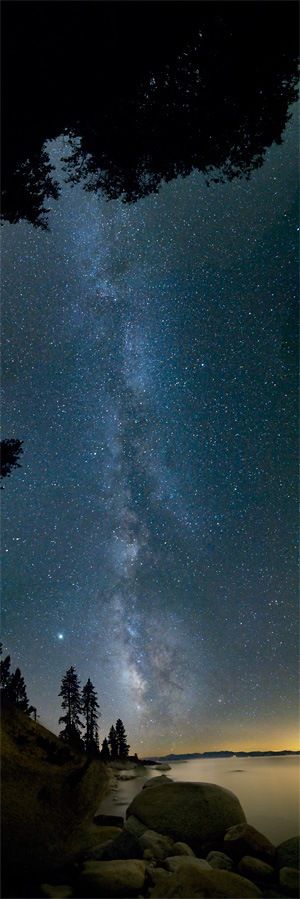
[169,757,300,844]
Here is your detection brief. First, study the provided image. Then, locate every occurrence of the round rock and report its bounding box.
[279,866,300,897]
[78,859,146,898]
[149,867,262,897]
[207,850,234,870]
[143,775,172,789]
[224,823,276,862]
[139,830,174,860]
[127,781,246,852]
[163,856,212,872]
[276,837,300,870]
[172,841,195,856]
[238,855,275,883]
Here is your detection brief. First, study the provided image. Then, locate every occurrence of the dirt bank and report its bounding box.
[1,705,113,897]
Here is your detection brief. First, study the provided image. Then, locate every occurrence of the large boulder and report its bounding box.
[149,865,262,897]
[126,781,246,852]
[276,837,300,870]
[78,859,146,897]
[224,823,276,862]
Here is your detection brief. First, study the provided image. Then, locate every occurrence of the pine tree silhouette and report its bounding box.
[115,718,130,759]
[82,678,100,755]
[7,667,29,712]
[108,724,118,760]
[59,666,82,747]
[0,654,11,695]
[100,737,110,761]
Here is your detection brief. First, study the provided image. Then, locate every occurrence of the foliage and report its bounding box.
[106,719,130,759]
[82,677,100,754]
[100,736,110,761]
[0,439,23,484]
[108,724,118,760]
[0,647,30,712]
[0,653,12,692]
[58,665,83,748]
[6,667,29,712]
[1,3,298,228]
[2,647,132,760]
[115,718,130,758]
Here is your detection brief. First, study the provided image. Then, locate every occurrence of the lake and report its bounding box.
[99,756,300,845]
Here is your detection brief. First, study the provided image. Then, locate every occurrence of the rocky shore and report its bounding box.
[41,775,300,898]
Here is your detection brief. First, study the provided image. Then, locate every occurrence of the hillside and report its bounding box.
[1,704,114,897]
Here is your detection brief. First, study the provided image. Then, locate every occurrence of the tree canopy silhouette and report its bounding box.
[82,678,100,755]
[108,724,118,761]
[0,439,23,484]
[0,647,30,712]
[6,667,29,712]
[1,2,298,229]
[115,718,130,759]
[59,666,83,748]
[100,737,110,762]
[0,651,12,694]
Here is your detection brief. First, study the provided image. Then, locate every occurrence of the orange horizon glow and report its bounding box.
[144,747,300,757]
[143,732,300,757]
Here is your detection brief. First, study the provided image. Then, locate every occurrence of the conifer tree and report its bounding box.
[108,724,118,760]
[0,653,12,695]
[59,666,82,746]
[115,718,130,758]
[100,737,110,761]
[82,678,100,754]
[7,667,29,711]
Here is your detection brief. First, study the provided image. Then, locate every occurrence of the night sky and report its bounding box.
[1,100,299,756]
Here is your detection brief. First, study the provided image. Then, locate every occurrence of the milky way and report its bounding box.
[1,108,299,754]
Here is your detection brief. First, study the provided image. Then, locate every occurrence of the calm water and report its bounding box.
[100,756,300,845]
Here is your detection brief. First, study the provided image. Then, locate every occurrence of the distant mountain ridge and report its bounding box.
[155,750,300,760]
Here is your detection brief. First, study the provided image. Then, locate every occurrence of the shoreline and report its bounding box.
[94,762,156,822]
[95,755,300,846]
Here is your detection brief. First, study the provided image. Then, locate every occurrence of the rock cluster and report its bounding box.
[40,779,300,898]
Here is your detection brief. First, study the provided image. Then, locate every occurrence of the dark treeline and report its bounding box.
[1,651,131,761]
[0,644,36,718]
[2,2,298,229]
[58,665,130,760]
